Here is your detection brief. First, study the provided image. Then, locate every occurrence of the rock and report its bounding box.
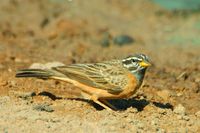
[126,107,138,113]
[29,63,46,69]
[33,103,54,112]
[113,35,134,46]
[173,104,186,116]
[29,62,65,69]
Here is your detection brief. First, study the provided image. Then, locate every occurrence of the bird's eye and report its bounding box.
[131,59,136,62]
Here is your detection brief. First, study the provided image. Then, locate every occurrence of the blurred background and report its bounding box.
[0,0,200,64]
[0,0,200,132]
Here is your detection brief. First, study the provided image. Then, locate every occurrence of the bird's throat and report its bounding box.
[131,68,146,84]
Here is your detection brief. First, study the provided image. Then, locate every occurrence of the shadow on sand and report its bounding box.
[37,91,173,111]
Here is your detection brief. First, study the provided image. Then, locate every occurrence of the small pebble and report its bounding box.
[157,108,167,115]
[176,92,183,97]
[8,68,12,72]
[182,115,190,121]
[173,104,186,116]
[126,107,138,113]
[30,62,65,69]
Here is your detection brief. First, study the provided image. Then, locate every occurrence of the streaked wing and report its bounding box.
[52,61,128,94]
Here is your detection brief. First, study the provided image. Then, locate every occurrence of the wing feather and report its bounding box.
[53,61,128,94]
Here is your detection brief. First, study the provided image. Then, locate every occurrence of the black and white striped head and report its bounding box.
[122,54,151,73]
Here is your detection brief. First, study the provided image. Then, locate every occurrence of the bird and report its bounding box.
[16,54,151,110]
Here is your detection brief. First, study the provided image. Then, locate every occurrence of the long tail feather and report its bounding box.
[16,69,55,79]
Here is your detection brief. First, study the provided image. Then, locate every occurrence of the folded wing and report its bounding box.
[53,62,128,94]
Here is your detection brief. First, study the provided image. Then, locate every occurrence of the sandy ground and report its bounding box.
[0,0,200,132]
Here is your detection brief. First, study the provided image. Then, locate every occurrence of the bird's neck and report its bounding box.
[131,68,146,84]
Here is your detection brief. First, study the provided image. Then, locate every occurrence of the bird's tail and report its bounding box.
[16,69,56,79]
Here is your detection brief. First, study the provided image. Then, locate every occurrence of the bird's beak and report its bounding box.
[139,61,151,67]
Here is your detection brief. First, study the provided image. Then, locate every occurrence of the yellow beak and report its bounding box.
[139,61,151,67]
